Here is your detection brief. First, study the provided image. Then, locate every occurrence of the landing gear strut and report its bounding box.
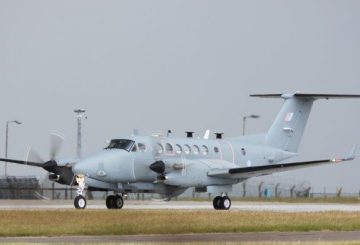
[74,175,87,209]
[106,194,124,209]
[213,196,231,210]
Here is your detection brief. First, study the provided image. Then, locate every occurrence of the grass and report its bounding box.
[2,210,360,237]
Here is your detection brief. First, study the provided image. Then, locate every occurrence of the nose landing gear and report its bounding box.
[213,195,231,210]
[74,175,87,209]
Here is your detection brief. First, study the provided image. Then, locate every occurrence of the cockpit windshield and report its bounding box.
[105,139,135,152]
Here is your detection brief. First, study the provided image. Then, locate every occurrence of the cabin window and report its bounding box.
[156,143,164,154]
[214,146,219,153]
[202,145,209,155]
[193,145,200,155]
[138,143,146,152]
[184,144,191,154]
[165,143,173,153]
[175,144,182,154]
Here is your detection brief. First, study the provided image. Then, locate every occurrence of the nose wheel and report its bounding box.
[74,195,87,209]
[106,195,124,209]
[213,196,231,210]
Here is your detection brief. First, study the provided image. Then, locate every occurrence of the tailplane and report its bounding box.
[250,93,360,153]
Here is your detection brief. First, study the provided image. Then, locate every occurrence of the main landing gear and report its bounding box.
[106,195,124,209]
[213,195,231,210]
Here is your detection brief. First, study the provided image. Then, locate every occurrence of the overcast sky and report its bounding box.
[0,0,359,193]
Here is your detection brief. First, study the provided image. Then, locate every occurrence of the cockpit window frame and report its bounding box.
[104,139,135,152]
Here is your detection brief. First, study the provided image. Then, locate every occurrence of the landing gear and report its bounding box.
[213,196,231,210]
[106,195,124,209]
[74,175,87,209]
[74,195,87,209]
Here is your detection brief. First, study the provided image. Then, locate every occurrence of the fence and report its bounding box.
[0,176,359,200]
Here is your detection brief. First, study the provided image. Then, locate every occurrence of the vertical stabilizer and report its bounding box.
[265,94,313,152]
[250,93,360,153]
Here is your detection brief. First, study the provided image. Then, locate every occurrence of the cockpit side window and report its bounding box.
[131,144,138,152]
[105,139,135,152]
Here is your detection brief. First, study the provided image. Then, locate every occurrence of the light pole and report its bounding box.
[74,109,86,159]
[5,120,22,176]
[242,114,260,136]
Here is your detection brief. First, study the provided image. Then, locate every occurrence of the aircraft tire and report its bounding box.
[74,195,87,209]
[220,196,231,210]
[114,195,124,209]
[106,195,116,209]
[213,196,222,210]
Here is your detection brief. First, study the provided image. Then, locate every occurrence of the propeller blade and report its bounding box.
[25,147,45,164]
[50,133,64,160]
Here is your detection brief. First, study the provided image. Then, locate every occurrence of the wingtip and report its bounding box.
[339,145,358,161]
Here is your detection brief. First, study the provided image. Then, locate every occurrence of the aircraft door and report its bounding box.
[217,140,235,163]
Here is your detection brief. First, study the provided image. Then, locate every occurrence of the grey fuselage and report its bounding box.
[73,134,296,197]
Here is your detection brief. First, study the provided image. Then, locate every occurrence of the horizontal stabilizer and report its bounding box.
[250,93,360,100]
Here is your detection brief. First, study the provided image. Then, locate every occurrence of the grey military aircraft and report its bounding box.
[1,93,359,210]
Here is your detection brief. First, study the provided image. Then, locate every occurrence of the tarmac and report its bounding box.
[1,231,360,243]
[1,199,360,212]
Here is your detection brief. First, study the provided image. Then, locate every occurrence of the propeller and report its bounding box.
[0,133,76,185]
[22,133,64,172]
[50,133,64,161]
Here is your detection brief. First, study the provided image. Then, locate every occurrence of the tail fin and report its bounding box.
[251,93,360,153]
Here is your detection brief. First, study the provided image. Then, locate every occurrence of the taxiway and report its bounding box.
[1,199,360,212]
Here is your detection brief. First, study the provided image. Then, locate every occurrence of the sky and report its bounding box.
[0,0,359,193]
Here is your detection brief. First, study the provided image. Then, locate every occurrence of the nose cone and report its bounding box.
[72,150,132,178]
[72,159,91,175]
[72,152,106,176]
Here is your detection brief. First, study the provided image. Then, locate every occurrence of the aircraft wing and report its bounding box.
[208,147,356,179]
[0,158,43,167]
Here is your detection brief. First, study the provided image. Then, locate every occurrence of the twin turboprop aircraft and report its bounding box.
[1,93,359,210]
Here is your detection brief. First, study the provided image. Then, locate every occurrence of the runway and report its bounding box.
[1,199,360,212]
[1,231,360,243]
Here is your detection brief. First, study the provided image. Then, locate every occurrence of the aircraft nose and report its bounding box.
[72,160,89,175]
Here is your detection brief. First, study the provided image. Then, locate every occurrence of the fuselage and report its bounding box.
[73,134,297,195]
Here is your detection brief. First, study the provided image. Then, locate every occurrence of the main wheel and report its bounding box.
[74,195,87,209]
[213,196,222,210]
[220,196,231,210]
[114,195,124,209]
[106,195,116,209]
